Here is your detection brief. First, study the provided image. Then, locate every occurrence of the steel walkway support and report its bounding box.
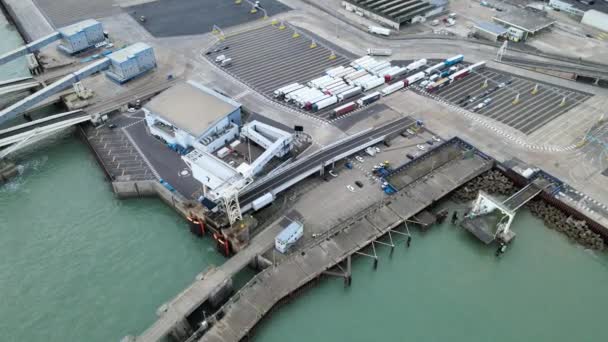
[0,32,60,66]
[0,110,90,159]
[0,58,110,124]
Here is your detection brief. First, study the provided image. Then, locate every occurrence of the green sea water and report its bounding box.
[2,7,608,342]
[254,205,608,342]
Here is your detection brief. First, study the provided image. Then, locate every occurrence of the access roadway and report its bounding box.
[238,115,415,207]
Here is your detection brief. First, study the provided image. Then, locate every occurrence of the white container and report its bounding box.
[368,25,391,36]
[337,86,362,101]
[253,193,274,211]
[362,77,385,91]
[367,48,392,56]
[230,140,241,149]
[406,59,427,72]
[381,81,405,96]
[217,147,230,158]
[313,95,338,111]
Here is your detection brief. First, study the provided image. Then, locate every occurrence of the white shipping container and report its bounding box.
[334,67,356,78]
[230,140,241,149]
[373,66,394,77]
[362,77,385,91]
[337,86,362,101]
[354,74,375,86]
[316,77,339,89]
[367,48,393,56]
[253,193,274,211]
[381,81,405,96]
[308,75,332,88]
[326,66,345,77]
[217,147,230,158]
[304,94,331,108]
[281,84,305,98]
[350,56,373,68]
[328,84,352,95]
[313,95,338,111]
[368,25,391,36]
[285,87,312,102]
[322,80,345,91]
[370,61,391,73]
[345,70,368,81]
[274,83,301,97]
[406,59,427,71]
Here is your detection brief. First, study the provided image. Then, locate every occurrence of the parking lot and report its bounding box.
[417,67,593,135]
[128,0,290,37]
[206,24,383,121]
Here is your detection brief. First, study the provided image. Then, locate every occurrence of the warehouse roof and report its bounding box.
[492,8,555,33]
[345,0,435,24]
[109,42,151,63]
[475,21,508,35]
[58,19,100,37]
[145,80,241,137]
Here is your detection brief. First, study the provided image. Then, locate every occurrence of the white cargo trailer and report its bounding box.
[274,83,301,98]
[362,77,385,91]
[328,84,352,95]
[316,77,338,89]
[334,67,356,79]
[345,70,368,81]
[326,66,346,77]
[368,25,391,36]
[253,193,274,211]
[312,95,338,111]
[381,81,405,96]
[367,48,393,56]
[308,75,333,88]
[372,66,393,77]
[337,86,362,101]
[406,59,427,72]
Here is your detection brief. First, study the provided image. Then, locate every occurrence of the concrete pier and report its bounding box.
[199,148,493,341]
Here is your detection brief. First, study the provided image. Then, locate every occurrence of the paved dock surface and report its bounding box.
[200,148,493,342]
[137,215,289,341]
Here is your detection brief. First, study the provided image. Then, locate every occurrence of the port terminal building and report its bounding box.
[342,0,446,29]
[492,7,556,41]
[144,80,242,152]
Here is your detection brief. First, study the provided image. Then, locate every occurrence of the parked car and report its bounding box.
[426,140,434,146]
[355,181,364,188]
[417,144,426,150]
[432,135,441,142]
[355,156,364,163]
[406,153,415,160]
[329,170,338,177]
[347,185,355,192]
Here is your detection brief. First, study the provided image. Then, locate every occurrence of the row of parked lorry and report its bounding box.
[273,54,472,118]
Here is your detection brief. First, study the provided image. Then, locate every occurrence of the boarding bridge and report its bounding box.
[0,32,60,66]
[0,77,41,96]
[460,177,553,244]
[240,120,293,177]
[0,58,110,125]
[0,110,90,159]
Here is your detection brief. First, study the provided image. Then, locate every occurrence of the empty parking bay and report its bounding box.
[206,24,357,120]
[128,0,290,37]
[423,67,593,135]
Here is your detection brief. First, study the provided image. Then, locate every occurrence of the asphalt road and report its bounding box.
[239,115,415,204]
